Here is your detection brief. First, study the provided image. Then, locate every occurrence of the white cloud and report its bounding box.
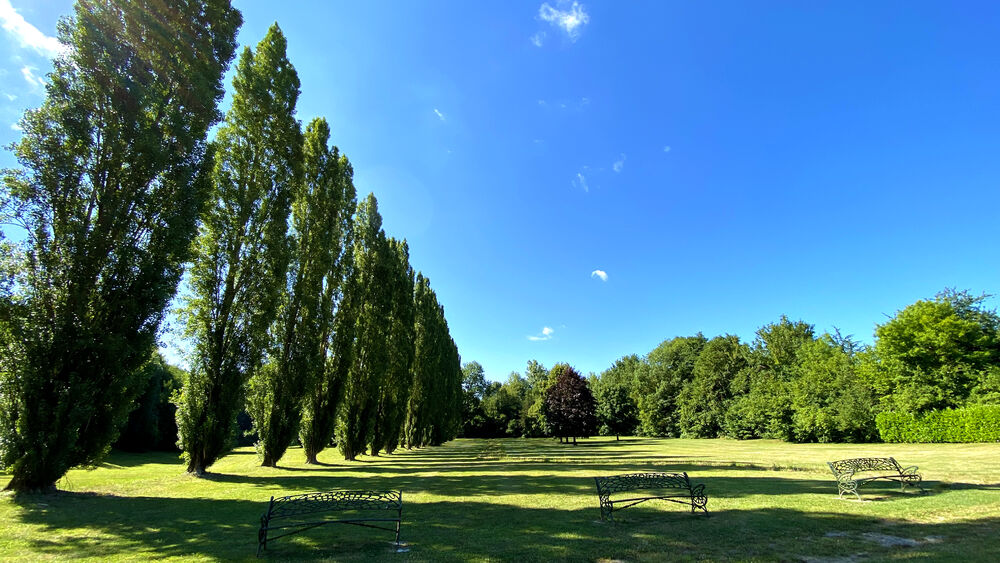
[3,92,16,101]
[21,65,44,92]
[10,122,22,131]
[539,1,590,41]
[591,269,608,282]
[528,326,554,341]
[0,0,64,58]
[613,153,626,173]
[663,145,671,152]
[530,31,546,47]
[573,172,588,192]
[433,108,446,121]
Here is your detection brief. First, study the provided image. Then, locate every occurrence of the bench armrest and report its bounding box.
[899,465,919,475]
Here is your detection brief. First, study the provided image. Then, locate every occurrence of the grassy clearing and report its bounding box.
[2,437,999,561]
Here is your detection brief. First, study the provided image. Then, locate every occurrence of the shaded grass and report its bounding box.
[2,437,999,561]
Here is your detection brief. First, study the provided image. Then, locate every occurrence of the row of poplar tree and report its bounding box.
[0,1,461,492]
[463,289,1000,443]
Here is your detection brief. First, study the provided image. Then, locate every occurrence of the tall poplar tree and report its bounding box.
[371,238,415,455]
[337,194,392,460]
[175,24,301,475]
[404,275,462,448]
[297,135,357,465]
[0,0,240,491]
[247,118,354,466]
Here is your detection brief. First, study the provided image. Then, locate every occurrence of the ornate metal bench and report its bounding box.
[594,472,708,521]
[257,490,402,556]
[827,458,923,500]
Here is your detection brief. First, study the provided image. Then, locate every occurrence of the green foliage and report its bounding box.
[247,117,354,466]
[725,317,815,440]
[593,377,639,439]
[295,123,357,464]
[0,0,240,491]
[876,405,1000,443]
[678,335,748,438]
[460,361,488,437]
[176,24,300,475]
[520,359,550,437]
[371,238,416,455]
[636,335,706,437]
[788,336,877,443]
[337,194,392,460]
[543,366,597,443]
[114,353,185,453]
[869,290,1000,414]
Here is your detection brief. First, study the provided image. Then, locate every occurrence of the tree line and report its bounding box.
[0,1,461,492]
[463,289,1000,443]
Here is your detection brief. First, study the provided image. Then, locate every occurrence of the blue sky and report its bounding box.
[3,1,999,381]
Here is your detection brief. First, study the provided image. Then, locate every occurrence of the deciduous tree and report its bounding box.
[175,24,301,475]
[248,118,352,466]
[0,0,240,491]
[543,366,597,444]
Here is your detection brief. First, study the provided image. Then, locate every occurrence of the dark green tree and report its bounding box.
[371,238,415,455]
[460,361,489,437]
[404,274,461,448]
[0,0,240,491]
[114,352,185,453]
[543,365,597,444]
[635,335,706,437]
[520,359,550,437]
[247,118,352,466]
[678,335,748,438]
[593,376,639,439]
[789,335,877,443]
[297,133,357,465]
[725,316,815,440]
[337,194,392,460]
[175,24,301,475]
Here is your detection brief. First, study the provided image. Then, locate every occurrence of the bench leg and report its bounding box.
[257,526,267,557]
[838,481,860,500]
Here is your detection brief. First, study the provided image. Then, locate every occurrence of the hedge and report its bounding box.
[876,405,1000,443]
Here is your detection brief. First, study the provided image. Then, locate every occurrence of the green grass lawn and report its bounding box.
[2,437,999,561]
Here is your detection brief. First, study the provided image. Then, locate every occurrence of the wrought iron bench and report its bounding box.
[594,472,708,521]
[257,490,402,556]
[827,457,923,500]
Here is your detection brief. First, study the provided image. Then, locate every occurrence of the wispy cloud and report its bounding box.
[528,326,554,341]
[530,31,546,47]
[537,97,589,112]
[591,269,608,282]
[433,108,446,122]
[21,65,44,93]
[10,122,22,131]
[3,92,16,102]
[0,0,64,58]
[613,153,626,173]
[538,1,590,42]
[663,145,672,153]
[573,172,588,192]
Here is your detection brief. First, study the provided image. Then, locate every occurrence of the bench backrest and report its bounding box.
[595,472,691,496]
[267,490,401,519]
[828,457,901,476]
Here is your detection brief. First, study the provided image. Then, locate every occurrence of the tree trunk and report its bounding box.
[186,457,207,477]
[3,473,58,493]
[304,450,319,464]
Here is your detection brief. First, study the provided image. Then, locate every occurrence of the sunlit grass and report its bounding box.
[2,437,999,561]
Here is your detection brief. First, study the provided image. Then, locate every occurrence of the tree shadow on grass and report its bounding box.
[9,492,1000,561]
